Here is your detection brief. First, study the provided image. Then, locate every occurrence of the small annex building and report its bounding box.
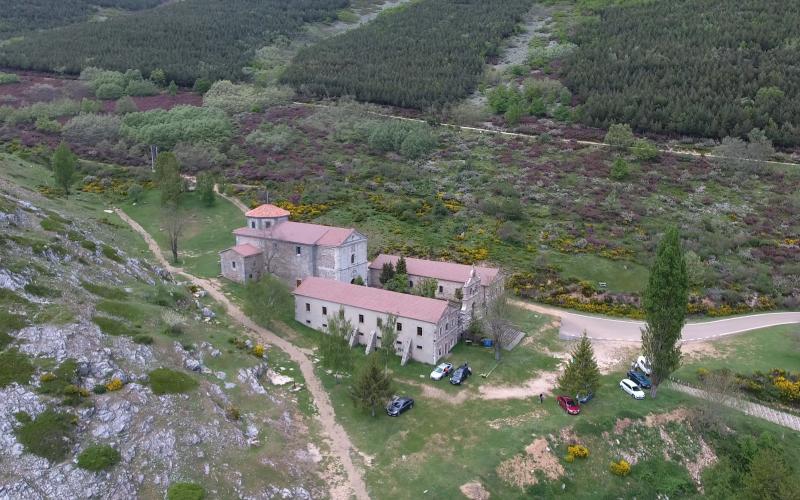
[368,254,504,318]
[220,204,369,286]
[293,277,462,365]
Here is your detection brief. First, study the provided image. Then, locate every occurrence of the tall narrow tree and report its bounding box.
[320,307,353,383]
[485,295,512,361]
[378,314,398,373]
[557,331,600,398]
[52,142,77,196]
[395,256,408,276]
[641,227,688,398]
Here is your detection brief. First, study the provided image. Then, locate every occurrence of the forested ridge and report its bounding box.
[0,0,164,39]
[282,0,533,109]
[562,0,800,145]
[0,0,347,85]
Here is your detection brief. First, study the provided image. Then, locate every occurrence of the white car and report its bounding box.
[634,355,652,375]
[620,378,646,400]
[430,362,453,381]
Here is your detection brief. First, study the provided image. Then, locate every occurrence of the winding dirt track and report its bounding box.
[114,208,369,500]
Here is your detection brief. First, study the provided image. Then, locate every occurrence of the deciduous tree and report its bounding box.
[641,227,688,398]
[196,172,215,207]
[485,295,512,361]
[378,314,397,372]
[320,308,353,383]
[51,142,77,196]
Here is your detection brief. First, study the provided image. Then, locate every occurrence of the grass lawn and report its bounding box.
[122,188,243,278]
[546,252,649,293]
[674,325,800,383]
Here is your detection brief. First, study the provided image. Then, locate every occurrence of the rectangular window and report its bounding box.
[358,331,364,336]
[377,335,382,340]
[438,285,443,293]
[231,261,236,269]
[296,246,301,255]
[409,280,413,287]
[358,314,364,323]
[397,322,403,332]
[250,221,255,229]
[305,303,310,312]
[322,323,327,328]
[305,320,310,325]
[322,306,327,315]
[416,326,423,336]
[377,317,383,327]
[351,254,355,264]
[265,221,271,227]
[416,345,422,350]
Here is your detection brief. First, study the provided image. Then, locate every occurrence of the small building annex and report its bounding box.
[368,254,504,317]
[220,204,368,286]
[294,277,461,365]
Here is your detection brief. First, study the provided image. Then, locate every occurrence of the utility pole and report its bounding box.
[150,144,158,172]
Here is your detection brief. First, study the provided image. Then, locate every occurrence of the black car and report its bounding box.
[577,392,594,404]
[386,396,414,416]
[627,370,652,389]
[449,363,472,385]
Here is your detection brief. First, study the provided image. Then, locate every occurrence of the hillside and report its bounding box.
[0,157,328,498]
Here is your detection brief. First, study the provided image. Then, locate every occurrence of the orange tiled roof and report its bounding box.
[245,204,290,218]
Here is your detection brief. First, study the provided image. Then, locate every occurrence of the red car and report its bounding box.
[557,395,581,415]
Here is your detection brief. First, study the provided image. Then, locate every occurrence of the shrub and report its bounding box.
[225,405,240,421]
[567,444,590,459]
[101,244,123,263]
[0,71,20,85]
[202,80,292,114]
[605,123,635,149]
[120,105,233,149]
[133,334,154,345]
[14,411,32,424]
[35,117,62,134]
[167,482,205,500]
[24,282,62,298]
[96,83,124,100]
[115,96,138,114]
[148,368,198,395]
[96,300,144,322]
[610,459,631,476]
[125,78,158,97]
[81,239,97,251]
[0,310,26,335]
[610,157,630,181]
[128,183,143,203]
[93,316,135,337]
[245,124,296,153]
[105,378,123,392]
[15,409,75,461]
[93,384,107,394]
[63,113,122,145]
[0,349,35,387]
[77,444,121,471]
[251,344,265,358]
[81,281,128,300]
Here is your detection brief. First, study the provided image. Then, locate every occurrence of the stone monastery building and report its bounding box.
[220,204,502,364]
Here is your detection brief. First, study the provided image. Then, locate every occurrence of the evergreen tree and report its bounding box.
[557,331,600,397]
[610,157,630,181]
[395,256,408,275]
[350,353,394,417]
[167,80,178,96]
[378,262,395,285]
[412,278,437,298]
[51,142,77,196]
[320,308,353,383]
[604,123,635,149]
[196,172,215,207]
[641,227,688,398]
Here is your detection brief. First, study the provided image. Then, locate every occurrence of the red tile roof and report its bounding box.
[223,243,262,257]
[234,222,357,247]
[245,204,290,218]
[369,254,499,286]
[293,277,451,324]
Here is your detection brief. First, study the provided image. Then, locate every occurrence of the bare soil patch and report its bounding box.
[644,408,690,427]
[460,481,490,500]
[479,371,559,400]
[403,380,471,405]
[487,409,544,430]
[497,437,564,489]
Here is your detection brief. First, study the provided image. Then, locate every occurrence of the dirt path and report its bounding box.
[214,184,250,213]
[114,208,369,500]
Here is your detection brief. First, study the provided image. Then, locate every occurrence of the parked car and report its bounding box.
[627,369,652,389]
[430,362,454,381]
[619,379,646,400]
[557,395,581,415]
[449,363,471,385]
[634,355,652,375]
[577,392,594,404]
[386,396,414,416]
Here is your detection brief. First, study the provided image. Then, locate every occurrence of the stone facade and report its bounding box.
[221,204,368,287]
[219,245,265,284]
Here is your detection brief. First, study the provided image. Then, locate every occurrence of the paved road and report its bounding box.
[115,208,370,500]
[511,300,800,342]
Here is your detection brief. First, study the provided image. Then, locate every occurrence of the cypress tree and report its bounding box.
[52,142,76,196]
[395,256,408,275]
[350,353,394,417]
[557,331,600,398]
[641,226,688,398]
[379,262,395,285]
